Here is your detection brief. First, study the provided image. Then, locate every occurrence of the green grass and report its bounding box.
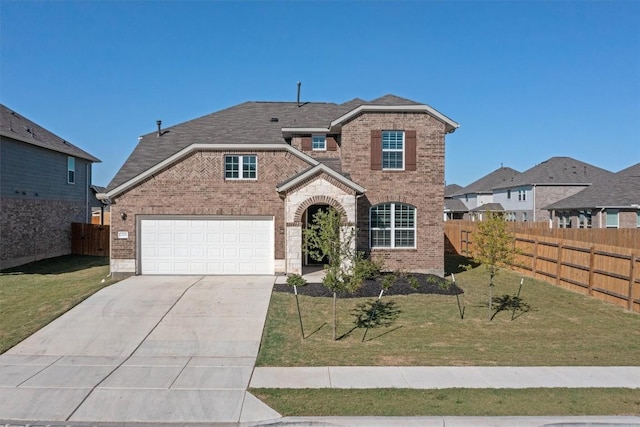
[251,388,640,416]
[257,256,640,366]
[0,255,117,353]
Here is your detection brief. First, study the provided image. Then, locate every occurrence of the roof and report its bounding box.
[445,184,463,197]
[0,104,100,162]
[444,198,468,212]
[107,95,458,192]
[452,167,520,196]
[495,157,613,189]
[544,163,640,210]
[470,203,505,212]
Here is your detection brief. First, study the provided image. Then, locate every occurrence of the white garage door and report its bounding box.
[140,217,274,275]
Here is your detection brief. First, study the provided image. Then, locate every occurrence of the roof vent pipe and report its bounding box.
[156,120,162,137]
[297,81,301,107]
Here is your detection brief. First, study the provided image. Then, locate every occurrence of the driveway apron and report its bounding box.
[0,275,280,424]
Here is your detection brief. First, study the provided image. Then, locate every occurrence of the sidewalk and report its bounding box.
[250,366,640,389]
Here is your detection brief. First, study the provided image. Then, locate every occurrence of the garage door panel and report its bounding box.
[140,218,273,275]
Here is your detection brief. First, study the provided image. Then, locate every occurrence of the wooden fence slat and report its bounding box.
[629,255,637,311]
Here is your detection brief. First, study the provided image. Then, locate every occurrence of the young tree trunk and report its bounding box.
[333,292,337,340]
[488,271,494,322]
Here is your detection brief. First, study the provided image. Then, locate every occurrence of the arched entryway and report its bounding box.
[303,203,331,269]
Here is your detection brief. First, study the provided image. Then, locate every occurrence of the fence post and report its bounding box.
[556,241,563,286]
[629,254,637,311]
[532,238,538,277]
[588,246,595,296]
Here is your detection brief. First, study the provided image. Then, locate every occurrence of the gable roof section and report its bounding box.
[470,202,505,212]
[544,163,640,210]
[276,163,365,194]
[496,157,613,189]
[445,183,463,197]
[444,198,468,212]
[452,167,520,196]
[0,104,100,162]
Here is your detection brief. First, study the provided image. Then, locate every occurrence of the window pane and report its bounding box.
[382,131,403,149]
[395,204,415,228]
[394,230,415,247]
[225,156,239,178]
[312,136,326,150]
[371,204,391,228]
[382,152,403,169]
[242,155,257,179]
[606,210,619,227]
[371,230,391,247]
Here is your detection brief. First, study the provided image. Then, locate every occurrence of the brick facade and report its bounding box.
[109,150,310,273]
[534,185,589,222]
[341,112,446,275]
[0,198,85,269]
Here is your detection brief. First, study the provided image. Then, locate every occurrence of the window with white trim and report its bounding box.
[312,135,326,151]
[578,210,592,228]
[605,209,619,228]
[67,156,75,184]
[518,189,526,201]
[382,131,404,170]
[225,155,257,180]
[370,203,416,248]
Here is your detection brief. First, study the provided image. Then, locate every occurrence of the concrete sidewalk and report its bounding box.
[251,366,640,389]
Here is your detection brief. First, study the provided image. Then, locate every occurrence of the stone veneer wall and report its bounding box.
[0,198,85,269]
[109,149,310,274]
[340,112,446,275]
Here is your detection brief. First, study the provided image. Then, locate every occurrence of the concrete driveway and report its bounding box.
[0,275,280,424]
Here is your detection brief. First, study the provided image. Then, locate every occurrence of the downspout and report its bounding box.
[532,185,536,222]
[599,207,605,228]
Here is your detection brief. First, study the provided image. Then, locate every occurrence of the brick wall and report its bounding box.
[0,198,85,269]
[340,112,446,275]
[534,185,589,222]
[109,150,309,267]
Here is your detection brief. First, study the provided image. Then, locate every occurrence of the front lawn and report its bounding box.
[256,256,640,366]
[0,255,117,353]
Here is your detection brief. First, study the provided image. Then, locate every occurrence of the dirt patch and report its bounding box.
[274,273,464,298]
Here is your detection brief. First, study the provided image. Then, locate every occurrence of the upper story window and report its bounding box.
[518,189,526,201]
[225,155,257,180]
[507,189,511,199]
[605,209,619,228]
[67,156,75,184]
[370,202,416,249]
[312,135,326,151]
[382,131,404,170]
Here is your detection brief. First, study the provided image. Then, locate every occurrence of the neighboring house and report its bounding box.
[444,183,466,220]
[544,163,640,228]
[0,104,100,269]
[450,166,520,219]
[90,185,111,225]
[100,95,459,277]
[492,157,613,223]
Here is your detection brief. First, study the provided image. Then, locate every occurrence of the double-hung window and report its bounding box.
[67,156,75,184]
[382,131,404,170]
[312,135,326,151]
[605,209,619,228]
[370,203,416,248]
[225,155,257,180]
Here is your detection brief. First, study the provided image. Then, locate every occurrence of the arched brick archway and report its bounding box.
[294,196,348,224]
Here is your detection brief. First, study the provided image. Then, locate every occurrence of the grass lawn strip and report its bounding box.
[257,256,640,367]
[0,255,117,353]
[250,388,640,416]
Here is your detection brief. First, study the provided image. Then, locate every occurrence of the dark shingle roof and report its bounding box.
[453,167,520,196]
[544,163,640,210]
[497,157,613,189]
[444,198,468,212]
[0,104,100,162]
[445,184,463,197]
[107,95,433,191]
[470,203,504,212]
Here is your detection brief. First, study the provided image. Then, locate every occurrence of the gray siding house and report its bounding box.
[0,105,100,269]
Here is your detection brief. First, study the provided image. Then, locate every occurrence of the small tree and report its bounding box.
[472,211,516,321]
[304,208,380,340]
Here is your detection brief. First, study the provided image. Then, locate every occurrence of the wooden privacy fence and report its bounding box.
[71,223,110,256]
[444,221,640,312]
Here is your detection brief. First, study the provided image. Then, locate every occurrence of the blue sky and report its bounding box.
[2,1,639,187]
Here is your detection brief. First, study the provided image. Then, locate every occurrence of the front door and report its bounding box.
[304,204,330,266]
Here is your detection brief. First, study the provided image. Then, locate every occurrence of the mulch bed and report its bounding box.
[273,273,463,298]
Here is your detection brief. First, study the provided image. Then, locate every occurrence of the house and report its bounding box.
[544,163,640,228]
[450,166,520,220]
[0,104,100,270]
[90,185,111,225]
[444,184,467,221]
[492,157,613,223]
[100,95,459,278]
